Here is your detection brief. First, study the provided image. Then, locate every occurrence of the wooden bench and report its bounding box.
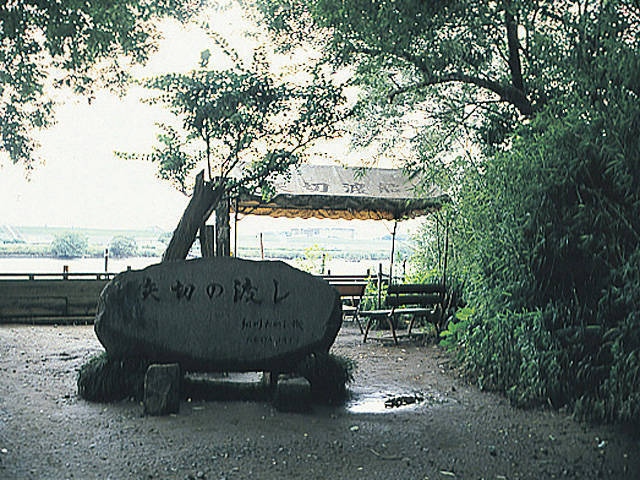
[320,275,370,333]
[329,281,368,333]
[360,283,444,344]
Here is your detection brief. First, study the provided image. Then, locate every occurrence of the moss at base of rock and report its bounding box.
[77,352,152,402]
[295,352,357,405]
[78,351,357,406]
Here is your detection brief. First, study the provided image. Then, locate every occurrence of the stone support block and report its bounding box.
[144,363,181,416]
[273,376,312,413]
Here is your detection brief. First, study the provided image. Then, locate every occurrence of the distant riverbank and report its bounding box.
[0,256,161,275]
[0,255,389,278]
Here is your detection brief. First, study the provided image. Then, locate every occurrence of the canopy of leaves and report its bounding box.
[127,46,347,198]
[258,0,637,187]
[0,0,199,168]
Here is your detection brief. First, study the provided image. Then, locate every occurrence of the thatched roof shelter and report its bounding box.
[231,165,448,221]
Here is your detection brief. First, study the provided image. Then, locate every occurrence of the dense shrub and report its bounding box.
[441,76,640,425]
[77,352,152,402]
[294,352,356,404]
[415,9,640,423]
[109,235,138,258]
[50,232,88,258]
[294,244,331,274]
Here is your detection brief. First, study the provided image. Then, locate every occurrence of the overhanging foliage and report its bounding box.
[260,0,640,425]
[0,0,200,168]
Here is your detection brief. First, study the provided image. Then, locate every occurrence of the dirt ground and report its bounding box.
[0,323,638,480]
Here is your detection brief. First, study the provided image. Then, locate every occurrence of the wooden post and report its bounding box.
[442,214,450,293]
[260,233,264,259]
[199,225,215,257]
[163,171,224,261]
[215,194,231,256]
[389,221,398,283]
[377,263,383,309]
[233,197,239,256]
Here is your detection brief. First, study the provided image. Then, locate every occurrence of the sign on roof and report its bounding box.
[234,165,447,221]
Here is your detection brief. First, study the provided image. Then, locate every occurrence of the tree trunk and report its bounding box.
[215,195,231,256]
[163,170,224,261]
[505,7,525,95]
[199,224,215,257]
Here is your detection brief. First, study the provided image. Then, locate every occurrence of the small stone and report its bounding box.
[273,376,311,412]
[144,363,181,416]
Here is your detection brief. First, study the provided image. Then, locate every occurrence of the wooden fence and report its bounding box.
[0,273,115,324]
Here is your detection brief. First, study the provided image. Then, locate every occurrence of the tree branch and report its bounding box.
[389,72,532,115]
[505,4,525,95]
[353,32,533,116]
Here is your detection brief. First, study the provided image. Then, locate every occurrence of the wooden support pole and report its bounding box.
[199,225,215,258]
[389,220,398,283]
[377,263,383,309]
[215,194,231,257]
[163,171,224,262]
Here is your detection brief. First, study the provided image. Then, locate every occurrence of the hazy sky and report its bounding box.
[0,89,187,229]
[0,8,247,230]
[0,7,413,242]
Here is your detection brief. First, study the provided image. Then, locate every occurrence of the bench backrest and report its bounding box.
[385,283,444,308]
[331,282,368,298]
[322,274,371,283]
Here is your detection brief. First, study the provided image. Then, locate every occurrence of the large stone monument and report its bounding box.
[94,257,342,373]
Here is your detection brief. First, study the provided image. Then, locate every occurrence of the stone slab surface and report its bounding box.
[95,257,342,372]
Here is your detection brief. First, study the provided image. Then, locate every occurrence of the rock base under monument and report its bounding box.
[273,376,312,413]
[144,363,181,415]
[141,371,313,415]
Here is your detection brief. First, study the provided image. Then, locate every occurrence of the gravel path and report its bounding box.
[0,324,638,479]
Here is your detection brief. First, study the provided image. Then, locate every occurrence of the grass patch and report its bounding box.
[77,352,152,402]
[295,352,357,405]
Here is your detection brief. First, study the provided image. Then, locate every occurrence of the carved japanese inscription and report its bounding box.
[94,257,342,372]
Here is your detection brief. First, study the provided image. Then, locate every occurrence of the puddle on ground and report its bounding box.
[346,389,448,414]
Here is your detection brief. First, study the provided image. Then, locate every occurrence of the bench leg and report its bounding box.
[363,313,398,344]
[387,313,398,345]
[353,311,364,335]
[363,317,373,343]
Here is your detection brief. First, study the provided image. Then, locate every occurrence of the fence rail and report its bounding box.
[0,272,117,281]
[0,273,115,324]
